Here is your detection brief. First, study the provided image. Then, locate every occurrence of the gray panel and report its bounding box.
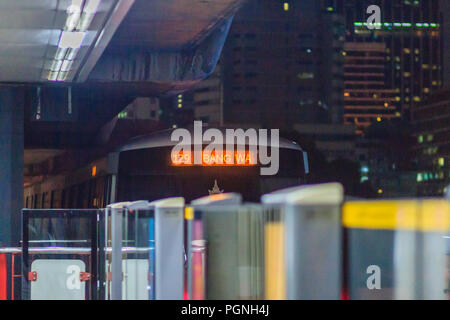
[203,205,264,300]
[285,205,341,300]
[155,206,184,299]
[348,229,395,300]
[204,207,238,299]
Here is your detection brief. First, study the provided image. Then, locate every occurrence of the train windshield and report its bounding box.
[117,146,308,202]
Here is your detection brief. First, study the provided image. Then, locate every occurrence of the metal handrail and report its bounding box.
[0,247,153,255]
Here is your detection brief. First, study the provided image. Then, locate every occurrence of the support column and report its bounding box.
[0,87,24,247]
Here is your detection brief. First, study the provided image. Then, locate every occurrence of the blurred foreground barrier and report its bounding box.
[343,199,450,300]
[107,198,185,300]
[187,193,265,300]
[0,253,6,300]
[261,183,344,300]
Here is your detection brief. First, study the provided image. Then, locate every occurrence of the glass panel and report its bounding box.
[187,204,264,300]
[22,209,101,300]
[104,208,155,300]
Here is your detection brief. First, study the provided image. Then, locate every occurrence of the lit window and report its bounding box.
[424,88,430,93]
[178,104,183,109]
[118,111,128,119]
[438,157,445,167]
[413,96,421,102]
[344,92,350,97]
[384,102,389,107]
[283,2,289,11]
[377,189,383,194]
[418,135,423,143]
[297,72,314,79]
[417,173,423,182]
[377,117,382,122]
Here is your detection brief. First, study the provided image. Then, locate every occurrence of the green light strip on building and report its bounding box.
[354,22,439,28]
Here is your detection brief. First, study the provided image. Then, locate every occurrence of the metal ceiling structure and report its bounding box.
[0,0,247,184]
[0,0,121,83]
[0,0,244,84]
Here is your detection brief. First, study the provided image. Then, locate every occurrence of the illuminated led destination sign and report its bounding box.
[171,150,256,166]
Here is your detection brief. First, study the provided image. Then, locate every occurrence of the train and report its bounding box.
[24,126,309,209]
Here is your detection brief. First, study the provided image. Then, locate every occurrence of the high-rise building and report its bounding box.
[118,97,160,121]
[343,42,399,134]
[412,88,450,196]
[218,0,345,128]
[192,64,224,125]
[333,0,444,130]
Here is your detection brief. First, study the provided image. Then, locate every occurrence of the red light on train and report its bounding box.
[171,150,256,166]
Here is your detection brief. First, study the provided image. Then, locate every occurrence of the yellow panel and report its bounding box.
[420,200,450,232]
[264,222,286,300]
[185,207,194,220]
[343,200,450,232]
[342,201,419,230]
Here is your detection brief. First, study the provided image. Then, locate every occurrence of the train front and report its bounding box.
[115,127,309,203]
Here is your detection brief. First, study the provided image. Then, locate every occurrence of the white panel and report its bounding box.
[30,259,86,300]
[394,230,417,299]
[122,259,150,300]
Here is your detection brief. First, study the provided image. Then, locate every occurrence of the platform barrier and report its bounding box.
[0,186,447,300]
[262,183,344,300]
[21,209,102,300]
[343,199,450,300]
[187,193,265,300]
[106,198,184,300]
